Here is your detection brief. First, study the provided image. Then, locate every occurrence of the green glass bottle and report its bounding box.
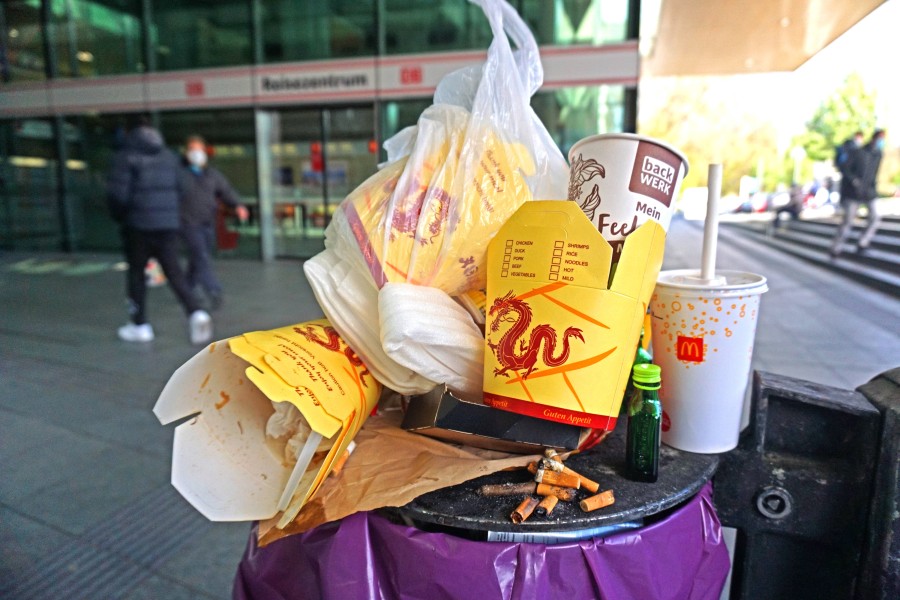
[625,363,662,483]
[621,328,653,413]
[635,328,653,366]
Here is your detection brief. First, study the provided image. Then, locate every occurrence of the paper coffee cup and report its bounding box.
[649,269,767,454]
[568,134,688,262]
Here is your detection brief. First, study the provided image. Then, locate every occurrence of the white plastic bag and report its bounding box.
[305,0,568,396]
[379,282,485,402]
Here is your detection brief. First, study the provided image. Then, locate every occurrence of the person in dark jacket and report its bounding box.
[179,135,248,310]
[830,129,886,258]
[107,116,212,344]
[836,132,863,172]
[836,131,863,202]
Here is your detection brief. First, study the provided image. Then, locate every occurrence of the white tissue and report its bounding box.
[303,248,438,395]
[379,282,485,402]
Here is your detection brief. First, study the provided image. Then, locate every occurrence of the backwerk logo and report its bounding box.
[676,335,704,363]
[628,140,681,207]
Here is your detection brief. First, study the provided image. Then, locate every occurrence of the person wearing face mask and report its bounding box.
[179,135,249,310]
[107,116,212,345]
[831,129,887,258]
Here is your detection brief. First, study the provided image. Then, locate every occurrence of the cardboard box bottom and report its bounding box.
[402,386,585,453]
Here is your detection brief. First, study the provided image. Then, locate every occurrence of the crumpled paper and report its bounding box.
[258,410,537,545]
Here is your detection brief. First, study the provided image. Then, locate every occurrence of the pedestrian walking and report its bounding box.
[179,135,248,310]
[830,130,886,258]
[107,116,213,344]
[835,131,863,176]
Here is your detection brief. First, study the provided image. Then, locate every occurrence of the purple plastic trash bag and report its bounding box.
[233,482,730,600]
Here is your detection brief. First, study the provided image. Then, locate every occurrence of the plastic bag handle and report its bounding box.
[471,0,543,96]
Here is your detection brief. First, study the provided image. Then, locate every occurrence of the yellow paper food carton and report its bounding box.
[337,104,536,296]
[153,319,380,527]
[482,200,665,431]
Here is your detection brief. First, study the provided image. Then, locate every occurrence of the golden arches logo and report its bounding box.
[676,335,704,363]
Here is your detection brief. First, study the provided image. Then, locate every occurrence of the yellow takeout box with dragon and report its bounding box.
[482,200,665,431]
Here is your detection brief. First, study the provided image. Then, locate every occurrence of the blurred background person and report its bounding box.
[107,116,213,344]
[856,129,887,252]
[835,130,864,181]
[831,129,886,258]
[179,135,249,310]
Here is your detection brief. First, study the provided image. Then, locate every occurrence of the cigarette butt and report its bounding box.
[511,496,540,524]
[527,461,538,474]
[549,455,600,493]
[564,467,600,493]
[329,441,357,478]
[537,470,581,489]
[572,472,600,494]
[536,483,577,502]
[479,482,537,497]
[535,494,559,517]
[544,448,558,458]
[541,458,565,472]
[533,465,546,484]
[580,490,615,512]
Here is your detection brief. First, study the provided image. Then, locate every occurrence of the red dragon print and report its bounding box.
[389,178,452,245]
[294,325,371,386]
[487,291,585,379]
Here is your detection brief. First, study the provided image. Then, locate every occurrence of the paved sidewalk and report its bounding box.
[1,217,899,598]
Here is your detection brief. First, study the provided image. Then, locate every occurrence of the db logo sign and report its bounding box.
[185,80,205,97]
[676,335,704,363]
[400,66,423,85]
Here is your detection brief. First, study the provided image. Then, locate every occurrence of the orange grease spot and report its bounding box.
[209,342,217,353]
[200,373,211,389]
[215,391,231,410]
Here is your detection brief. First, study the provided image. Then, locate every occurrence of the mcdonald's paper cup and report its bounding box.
[649,270,768,453]
[568,134,688,262]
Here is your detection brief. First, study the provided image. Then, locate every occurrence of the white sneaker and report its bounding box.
[118,322,154,342]
[189,310,213,345]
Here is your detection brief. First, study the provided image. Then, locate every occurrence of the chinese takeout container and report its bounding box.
[482,200,665,431]
[153,320,380,528]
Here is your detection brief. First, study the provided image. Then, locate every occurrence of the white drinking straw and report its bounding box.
[701,164,723,282]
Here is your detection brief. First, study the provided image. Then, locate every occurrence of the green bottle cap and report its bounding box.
[632,363,661,384]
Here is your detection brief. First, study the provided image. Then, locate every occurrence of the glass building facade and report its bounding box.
[1,0,639,259]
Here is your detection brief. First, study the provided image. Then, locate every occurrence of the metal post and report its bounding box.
[255,109,277,262]
[51,116,77,251]
[0,4,11,83]
[141,0,156,74]
[373,0,386,161]
[64,0,79,77]
[626,0,641,40]
[623,88,638,134]
[625,0,640,134]
[40,0,76,251]
[250,0,263,65]
[320,109,330,215]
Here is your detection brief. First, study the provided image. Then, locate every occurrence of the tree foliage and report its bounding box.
[638,73,893,196]
[794,73,878,162]
[639,79,779,195]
